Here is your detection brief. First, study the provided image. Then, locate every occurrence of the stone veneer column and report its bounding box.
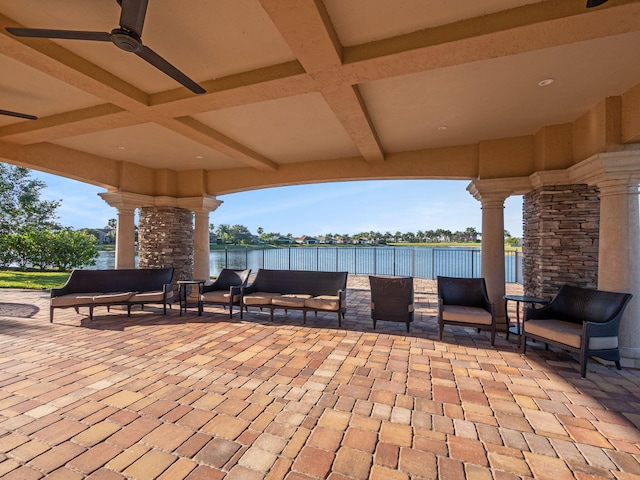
[596,180,640,362]
[522,184,600,299]
[138,206,194,284]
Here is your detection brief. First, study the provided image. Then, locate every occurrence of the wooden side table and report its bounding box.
[178,280,205,316]
[504,295,549,346]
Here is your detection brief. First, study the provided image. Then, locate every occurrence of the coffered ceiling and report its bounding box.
[1,0,639,195]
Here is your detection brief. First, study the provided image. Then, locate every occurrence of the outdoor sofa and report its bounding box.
[240,269,348,326]
[521,284,632,378]
[50,267,174,322]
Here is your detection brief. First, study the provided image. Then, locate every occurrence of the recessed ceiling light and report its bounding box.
[195,155,204,159]
[538,78,555,87]
[116,145,125,150]
[437,126,448,131]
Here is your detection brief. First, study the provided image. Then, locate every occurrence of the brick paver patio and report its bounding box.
[0,276,639,479]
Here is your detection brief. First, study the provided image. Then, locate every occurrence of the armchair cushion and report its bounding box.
[441,305,493,325]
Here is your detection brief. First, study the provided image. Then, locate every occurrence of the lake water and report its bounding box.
[91,247,523,283]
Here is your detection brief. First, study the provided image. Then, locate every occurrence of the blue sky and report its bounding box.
[32,171,524,238]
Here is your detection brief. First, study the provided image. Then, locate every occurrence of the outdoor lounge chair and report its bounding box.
[369,275,414,332]
[198,268,251,318]
[521,285,633,378]
[437,276,497,345]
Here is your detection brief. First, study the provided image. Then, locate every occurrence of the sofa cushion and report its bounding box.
[305,295,341,311]
[243,292,281,306]
[201,290,240,303]
[272,294,312,308]
[51,293,99,307]
[441,305,492,325]
[129,290,172,303]
[524,319,618,350]
[93,292,135,304]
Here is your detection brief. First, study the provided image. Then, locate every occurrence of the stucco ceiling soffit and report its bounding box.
[0,141,119,187]
[172,117,278,172]
[0,20,148,109]
[149,62,311,117]
[320,85,384,163]
[259,0,342,72]
[0,104,125,144]
[339,1,640,83]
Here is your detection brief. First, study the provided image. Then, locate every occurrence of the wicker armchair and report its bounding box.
[522,285,632,378]
[437,276,496,345]
[369,276,414,332]
[199,268,251,318]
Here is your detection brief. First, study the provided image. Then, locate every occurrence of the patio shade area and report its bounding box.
[0,277,638,479]
[1,1,640,195]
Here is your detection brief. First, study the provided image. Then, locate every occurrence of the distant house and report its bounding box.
[276,236,293,244]
[298,236,319,245]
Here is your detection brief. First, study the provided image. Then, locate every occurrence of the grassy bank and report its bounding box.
[0,270,70,290]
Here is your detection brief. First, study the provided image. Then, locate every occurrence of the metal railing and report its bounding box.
[212,246,523,283]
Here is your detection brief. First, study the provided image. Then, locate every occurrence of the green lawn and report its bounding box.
[0,270,70,290]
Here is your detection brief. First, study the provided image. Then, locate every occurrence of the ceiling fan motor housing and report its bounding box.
[110,28,143,53]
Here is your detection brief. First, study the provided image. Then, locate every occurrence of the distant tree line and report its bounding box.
[0,164,98,271]
[211,224,520,246]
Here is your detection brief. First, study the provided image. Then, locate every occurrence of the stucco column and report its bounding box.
[596,180,640,361]
[567,150,640,364]
[468,178,532,326]
[114,207,136,269]
[193,210,211,281]
[178,197,222,283]
[480,196,507,321]
[99,192,138,269]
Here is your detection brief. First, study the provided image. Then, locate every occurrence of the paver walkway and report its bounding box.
[0,277,638,479]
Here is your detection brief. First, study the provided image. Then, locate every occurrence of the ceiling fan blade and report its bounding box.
[136,45,206,94]
[119,0,148,37]
[6,27,111,42]
[0,109,38,120]
[586,0,609,7]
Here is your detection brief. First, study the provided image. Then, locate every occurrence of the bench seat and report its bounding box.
[50,268,174,322]
[240,269,348,326]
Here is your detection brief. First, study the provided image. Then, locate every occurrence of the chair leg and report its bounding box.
[406,322,410,333]
[615,360,622,370]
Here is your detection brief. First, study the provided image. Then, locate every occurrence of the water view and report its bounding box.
[92,246,523,283]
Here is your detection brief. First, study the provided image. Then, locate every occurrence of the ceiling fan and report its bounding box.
[5,0,205,94]
[586,0,609,7]
[0,109,37,120]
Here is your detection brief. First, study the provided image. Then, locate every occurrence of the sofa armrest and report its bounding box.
[584,317,620,338]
